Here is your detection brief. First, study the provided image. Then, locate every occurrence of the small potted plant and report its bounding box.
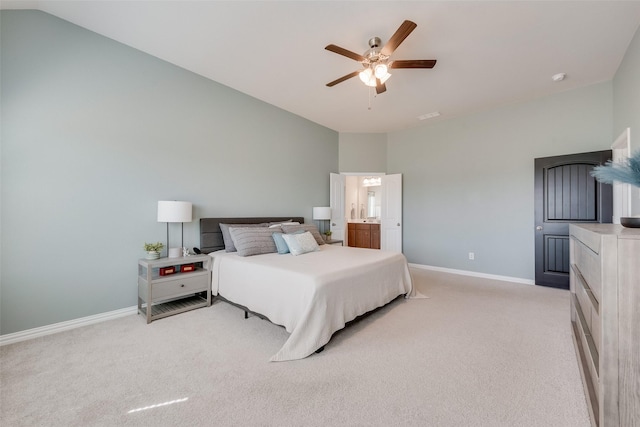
[143,242,164,259]
[323,230,332,242]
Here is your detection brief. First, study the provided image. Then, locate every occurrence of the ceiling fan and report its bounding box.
[325,20,437,95]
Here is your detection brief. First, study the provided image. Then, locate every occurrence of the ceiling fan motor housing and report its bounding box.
[364,37,388,65]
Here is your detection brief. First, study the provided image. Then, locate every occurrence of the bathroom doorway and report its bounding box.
[329,173,403,253]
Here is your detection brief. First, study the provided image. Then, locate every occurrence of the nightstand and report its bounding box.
[327,239,344,246]
[138,254,212,323]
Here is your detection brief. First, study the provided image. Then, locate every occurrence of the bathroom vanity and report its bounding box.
[347,222,380,249]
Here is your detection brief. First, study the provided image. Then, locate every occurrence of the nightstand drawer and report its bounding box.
[151,274,208,301]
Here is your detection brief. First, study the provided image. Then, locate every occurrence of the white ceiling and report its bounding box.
[3,1,640,133]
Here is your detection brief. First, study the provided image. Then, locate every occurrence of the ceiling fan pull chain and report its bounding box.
[368,87,372,110]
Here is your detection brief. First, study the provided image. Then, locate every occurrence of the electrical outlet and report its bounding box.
[468,252,475,260]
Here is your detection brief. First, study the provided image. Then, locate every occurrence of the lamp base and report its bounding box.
[168,247,182,258]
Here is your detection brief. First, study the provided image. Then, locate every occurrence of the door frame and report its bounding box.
[331,172,403,252]
[611,128,632,224]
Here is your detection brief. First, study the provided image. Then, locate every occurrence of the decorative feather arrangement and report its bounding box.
[591,150,640,187]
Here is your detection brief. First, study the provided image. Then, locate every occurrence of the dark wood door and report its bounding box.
[534,151,612,289]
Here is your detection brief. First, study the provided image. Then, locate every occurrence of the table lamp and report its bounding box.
[312,206,331,235]
[157,201,193,258]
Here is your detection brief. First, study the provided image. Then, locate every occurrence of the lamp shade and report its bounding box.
[312,207,331,220]
[157,201,192,223]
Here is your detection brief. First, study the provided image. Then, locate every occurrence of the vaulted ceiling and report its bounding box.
[3,1,640,133]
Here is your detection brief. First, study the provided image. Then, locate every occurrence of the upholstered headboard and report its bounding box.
[199,217,305,254]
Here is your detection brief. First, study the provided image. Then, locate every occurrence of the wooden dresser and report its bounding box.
[569,224,640,427]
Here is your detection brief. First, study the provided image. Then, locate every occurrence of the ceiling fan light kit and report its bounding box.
[374,63,388,79]
[325,20,437,96]
[359,67,391,87]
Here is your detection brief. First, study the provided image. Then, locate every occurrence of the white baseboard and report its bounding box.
[1,266,533,346]
[0,306,138,346]
[408,263,535,286]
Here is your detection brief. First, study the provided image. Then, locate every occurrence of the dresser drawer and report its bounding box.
[572,239,602,303]
[575,303,600,402]
[590,303,601,355]
[570,224,601,254]
[573,268,592,332]
[575,267,602,355]
[150,274,209,301]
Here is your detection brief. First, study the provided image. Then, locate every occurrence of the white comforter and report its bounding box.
[210,244,415,361]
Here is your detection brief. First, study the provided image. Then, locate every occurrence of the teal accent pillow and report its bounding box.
[272,232,290,254]
[272,230,305,254]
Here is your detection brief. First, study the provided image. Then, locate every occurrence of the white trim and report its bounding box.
[1,266,534,347]
[408,263,535,286]
[340,172,386,176]
[0,306,138,346]
[611,128,632,223]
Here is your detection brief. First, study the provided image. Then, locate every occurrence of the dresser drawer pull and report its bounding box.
[180,284,185,288]
[570,263,599,314]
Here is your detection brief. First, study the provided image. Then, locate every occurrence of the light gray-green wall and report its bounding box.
[387,82,613,280]
[613,25,640,215]
[339,133,387,173]
[3,10,638,336]
[0,11,338,334]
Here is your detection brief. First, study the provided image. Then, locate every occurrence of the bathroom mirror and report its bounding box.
[367,191,376,217]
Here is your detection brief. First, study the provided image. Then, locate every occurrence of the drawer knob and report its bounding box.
[180,284,185,287]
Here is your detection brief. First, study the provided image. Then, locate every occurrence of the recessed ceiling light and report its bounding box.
[552,73,567,82]
[418,111,441,120]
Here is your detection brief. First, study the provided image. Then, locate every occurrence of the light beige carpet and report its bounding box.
[0,268,590,426]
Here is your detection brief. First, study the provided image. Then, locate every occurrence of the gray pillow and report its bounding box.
[281,224,325,245]
[219,223,267,252]
[229,226,281,257]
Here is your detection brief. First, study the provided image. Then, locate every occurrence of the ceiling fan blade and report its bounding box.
[326,71,360,87]
[389,59,437,69]
[325,44,366,62]
[376,79,387,94]
[380,20,417,56]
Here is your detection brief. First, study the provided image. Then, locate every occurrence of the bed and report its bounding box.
[200,217,416,361]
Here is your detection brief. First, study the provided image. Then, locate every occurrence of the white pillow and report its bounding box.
[281,231,319,256]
